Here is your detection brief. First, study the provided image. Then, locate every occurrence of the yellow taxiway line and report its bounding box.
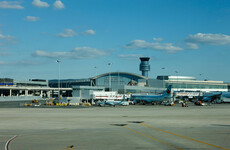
[139,123,230,150]
[123,126,184,150]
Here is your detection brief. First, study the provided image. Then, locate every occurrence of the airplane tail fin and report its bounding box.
[163,85,172,96]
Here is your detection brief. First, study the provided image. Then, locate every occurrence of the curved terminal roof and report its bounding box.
[90,72,148,80]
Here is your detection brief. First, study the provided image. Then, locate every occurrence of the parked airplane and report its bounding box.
[221,92,230,103]
[130,85,172,105]
[199,92,222,103]
[98,100,129,107]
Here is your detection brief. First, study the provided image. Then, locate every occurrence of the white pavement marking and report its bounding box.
[5,135,17,150]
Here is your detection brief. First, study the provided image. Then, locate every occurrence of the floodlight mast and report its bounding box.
[57,59,61,98]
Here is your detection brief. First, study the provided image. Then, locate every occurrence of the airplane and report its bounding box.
[221,92,230,103]
[198,92,222,103]
[130,85,172,105]
[98,100,129,107]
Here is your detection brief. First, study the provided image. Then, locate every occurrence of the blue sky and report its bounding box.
[0,0,230,82]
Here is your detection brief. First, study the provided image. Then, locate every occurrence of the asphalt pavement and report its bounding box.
[0,103,230,150]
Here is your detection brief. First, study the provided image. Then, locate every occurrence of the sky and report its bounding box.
[0,0,230,82]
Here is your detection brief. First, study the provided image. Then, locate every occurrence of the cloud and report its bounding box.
[32,0,49,8]
[53,0,65,9]
[0,60,43,66]
[0,52,10,56]
[0,33,16,41]
[185,33,230,46]
[25,16,40,22]
[119,54,144,60]
[82,29,96,35]
[124,40,183,53]
[57,29,76,38]
[32,47,108,59]
[0,32,17,45]
[0,61,6,65]
[186,42,199,50]
[0,1,24,9]
[153,37,163,41]
[15,60,43,65]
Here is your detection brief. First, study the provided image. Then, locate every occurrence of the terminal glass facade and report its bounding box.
[93,72,147,87]
[165,82,227,91]
[156,76,228,92]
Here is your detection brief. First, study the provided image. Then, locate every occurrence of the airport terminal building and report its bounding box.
[49,57,229,96]
[49,72,228,94]
[0,57,229,101]
[49,73,228,95]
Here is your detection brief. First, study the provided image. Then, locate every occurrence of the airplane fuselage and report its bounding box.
[131,95,170,103]
[130,85,172,104]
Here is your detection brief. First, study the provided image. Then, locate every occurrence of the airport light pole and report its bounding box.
[118,71,120,86]
[91,66,97,86]
[94,66,97,76]
[161,67,165,90]
[199,73,202,97]
[108,63,112,91]
[175,71,179,92]
[57,59,61,99]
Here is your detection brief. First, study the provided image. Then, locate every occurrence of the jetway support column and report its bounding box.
[40,90,43,97]
[47,91,51,98]
[25,90,28,96]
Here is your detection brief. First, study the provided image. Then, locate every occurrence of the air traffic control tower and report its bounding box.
[139,57,150,77]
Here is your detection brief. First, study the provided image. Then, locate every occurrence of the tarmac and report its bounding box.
[0,103,230,150]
